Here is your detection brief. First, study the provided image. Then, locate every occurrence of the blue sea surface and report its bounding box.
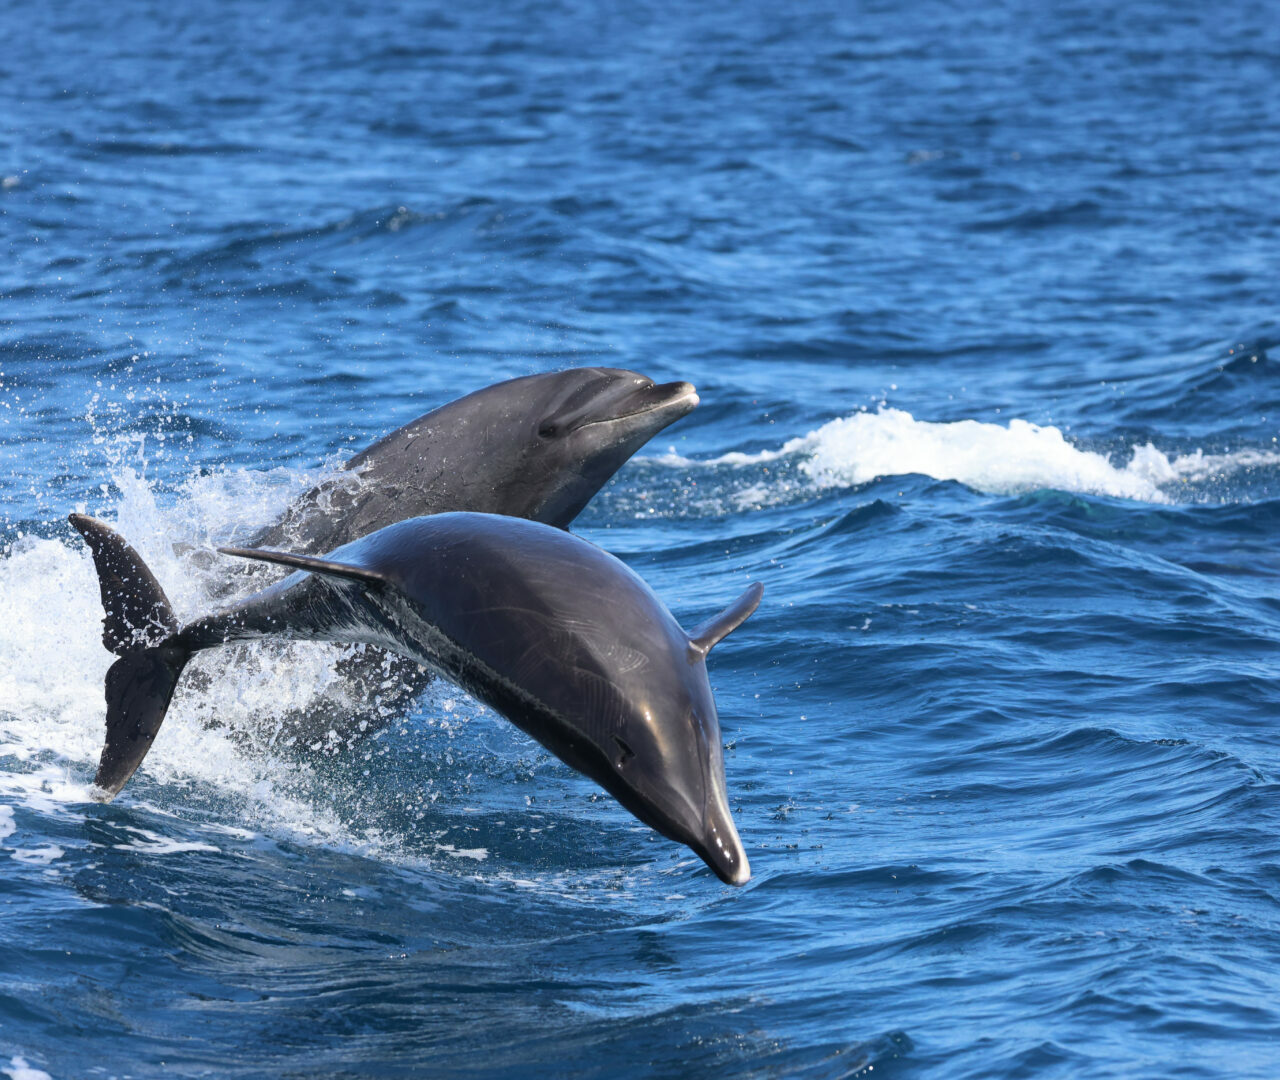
[3,1,1280,1076]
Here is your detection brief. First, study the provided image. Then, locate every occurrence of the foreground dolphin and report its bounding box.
[211,366,699,736]
[249,367,699,553]
[71,512,762,885]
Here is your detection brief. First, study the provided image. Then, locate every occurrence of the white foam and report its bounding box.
[660,408,1280,504]
[3,1058,52,1080]
[436,843,488,861]
[0,764,94,820]
[11,845,63,865]
[111,827,220,855]
[0,452,421,859]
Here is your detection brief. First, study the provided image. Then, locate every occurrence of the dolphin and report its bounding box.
[247,367,699,554]
[208,366,700,735]
[70,512,762,885]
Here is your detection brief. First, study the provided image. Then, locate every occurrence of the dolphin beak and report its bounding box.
[646,380,699,424]
[696,786,750,886]
[586,380,699,437]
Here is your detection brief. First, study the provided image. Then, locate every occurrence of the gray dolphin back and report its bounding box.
[245,367,698,553]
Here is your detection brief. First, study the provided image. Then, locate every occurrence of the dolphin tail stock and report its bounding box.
[687,582,764,659]
[69,514,192,802]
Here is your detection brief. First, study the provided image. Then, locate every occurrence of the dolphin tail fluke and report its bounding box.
[68,514,190,802]
[96,645,191,800]
[687,582,764,659]
[69,513,180,654]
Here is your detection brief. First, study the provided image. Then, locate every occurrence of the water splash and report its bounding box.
[0,453,455,861]
[3,1057,54,1080]
[659,408,1280,505]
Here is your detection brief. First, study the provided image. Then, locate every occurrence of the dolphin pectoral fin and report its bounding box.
[687,582,764,660]
[217,546,391,588]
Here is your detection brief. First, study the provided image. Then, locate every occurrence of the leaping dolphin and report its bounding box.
[208,366,700,734]
[71,512,761,885]
[248,367,699,553]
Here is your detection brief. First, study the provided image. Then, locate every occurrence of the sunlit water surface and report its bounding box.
[3,2,1280,1077]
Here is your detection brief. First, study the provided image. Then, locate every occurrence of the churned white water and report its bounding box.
[0,455,419,854]
[661,407,1280,503]
[3,1057,54,1080]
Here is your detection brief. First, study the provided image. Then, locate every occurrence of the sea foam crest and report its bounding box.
[663,408,1280,504]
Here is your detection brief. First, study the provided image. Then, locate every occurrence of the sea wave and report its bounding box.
[658,408,1280,505]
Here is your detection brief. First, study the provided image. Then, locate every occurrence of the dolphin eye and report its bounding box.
[612,735,635,769]
[538,422,559,439]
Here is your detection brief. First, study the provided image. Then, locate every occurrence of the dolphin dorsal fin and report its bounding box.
[687,582,764,660]
[218,546,391,587]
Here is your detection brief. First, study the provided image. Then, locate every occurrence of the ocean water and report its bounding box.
[3,0,1280,1076]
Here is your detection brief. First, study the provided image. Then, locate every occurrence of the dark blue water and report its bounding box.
[3,1,1280,1076]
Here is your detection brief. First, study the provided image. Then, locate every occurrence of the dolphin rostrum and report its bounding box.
[71,512,761,885]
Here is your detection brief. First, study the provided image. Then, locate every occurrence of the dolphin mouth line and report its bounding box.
[579,385,700,432]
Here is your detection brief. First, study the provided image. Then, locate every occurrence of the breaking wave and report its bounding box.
[659,408,1280,505]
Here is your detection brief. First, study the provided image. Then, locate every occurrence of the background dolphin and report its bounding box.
[71,512,762,885]
[247,367,699,553]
